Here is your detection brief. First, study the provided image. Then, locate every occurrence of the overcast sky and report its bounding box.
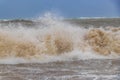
[0,0,120,19]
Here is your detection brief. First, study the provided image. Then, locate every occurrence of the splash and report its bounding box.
[0,14,120,63]
[86,28,120,55]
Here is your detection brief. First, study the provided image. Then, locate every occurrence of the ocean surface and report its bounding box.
[0,15,120,80]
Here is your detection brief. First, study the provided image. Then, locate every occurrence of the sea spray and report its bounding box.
[0,14,120,64]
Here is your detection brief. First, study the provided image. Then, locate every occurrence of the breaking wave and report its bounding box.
[0,13,120,64]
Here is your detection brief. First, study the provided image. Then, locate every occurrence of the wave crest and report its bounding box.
[0,15,120,63]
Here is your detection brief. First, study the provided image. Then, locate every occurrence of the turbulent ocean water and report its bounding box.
[0,15,120,80]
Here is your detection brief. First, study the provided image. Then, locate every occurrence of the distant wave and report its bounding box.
[77,17,120,19]
[0,14,120,64]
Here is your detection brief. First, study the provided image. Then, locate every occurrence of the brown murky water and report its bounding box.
[0,18,120,80]
[0,59,120,80]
